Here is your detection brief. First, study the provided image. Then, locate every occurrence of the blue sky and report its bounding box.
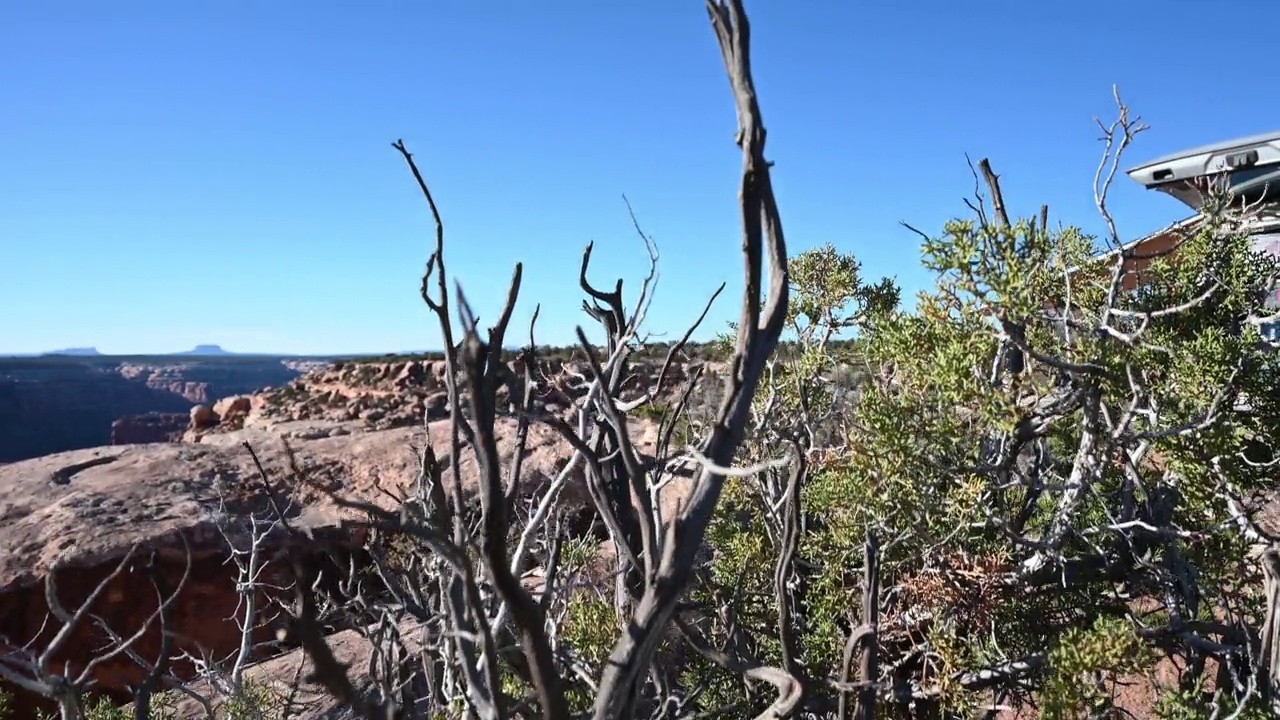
[2,0,1277,356]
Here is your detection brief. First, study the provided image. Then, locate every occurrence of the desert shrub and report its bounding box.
[26,693,174,720]
[1039,615,1157,719]
[217,679,287,720]
[689,122,1280,717]
[1153,677,1274,720]
[684,240,900,714]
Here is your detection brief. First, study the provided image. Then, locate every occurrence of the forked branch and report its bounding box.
[590,0,791,716]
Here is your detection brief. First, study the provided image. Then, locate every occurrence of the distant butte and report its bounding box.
[173,344,234,356]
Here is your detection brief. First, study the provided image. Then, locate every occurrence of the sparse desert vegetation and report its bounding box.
[7,2,1280,720]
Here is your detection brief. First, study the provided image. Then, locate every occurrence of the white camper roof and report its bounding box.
[1127,130,1280,187]
[1126,131,1280,212]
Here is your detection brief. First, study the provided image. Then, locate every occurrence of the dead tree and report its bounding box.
[265,1,792,719]
[108,493,307,720]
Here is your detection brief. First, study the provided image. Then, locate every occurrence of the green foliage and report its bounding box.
[561,595,618,713]
[1040,615,1156,719]
[221,680,288,720]
[78,696,132,720]
[30,694,163,720]
[686,242,903,713]
[559,535,601,573]
[1153,676,1273,720]
[691,178,1280,716]
[630,400,669,425]
[22,683,278,720]
[858,211,1277,710]
[787,242,899,336]
[631,399,699,448]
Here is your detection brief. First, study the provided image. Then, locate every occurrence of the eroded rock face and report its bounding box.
[110,412,188,445]
[212,395,251,420]
[0,550,282,718]
[0,441,383,592]
[0,536,363,720]
[114,363,309,405]
[0,439,373,719]
[0,411,677,707]
[0,352,708,717]
[189,404,217,429]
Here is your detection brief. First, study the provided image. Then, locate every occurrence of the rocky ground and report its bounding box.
[0,353,709,718]
[184,355,705,438]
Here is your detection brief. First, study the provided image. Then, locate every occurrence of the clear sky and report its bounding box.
[2,0,1277,356]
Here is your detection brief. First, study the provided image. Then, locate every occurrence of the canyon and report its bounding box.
[0,356,328,463]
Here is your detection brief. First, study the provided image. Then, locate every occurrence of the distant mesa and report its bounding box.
[172,344,236,356]
[42,347,101,357]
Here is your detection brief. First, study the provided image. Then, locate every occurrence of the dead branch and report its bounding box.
[589,1,791,715]
[456,276,570,720]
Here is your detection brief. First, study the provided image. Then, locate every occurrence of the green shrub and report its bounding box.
[686,159,1280,716]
